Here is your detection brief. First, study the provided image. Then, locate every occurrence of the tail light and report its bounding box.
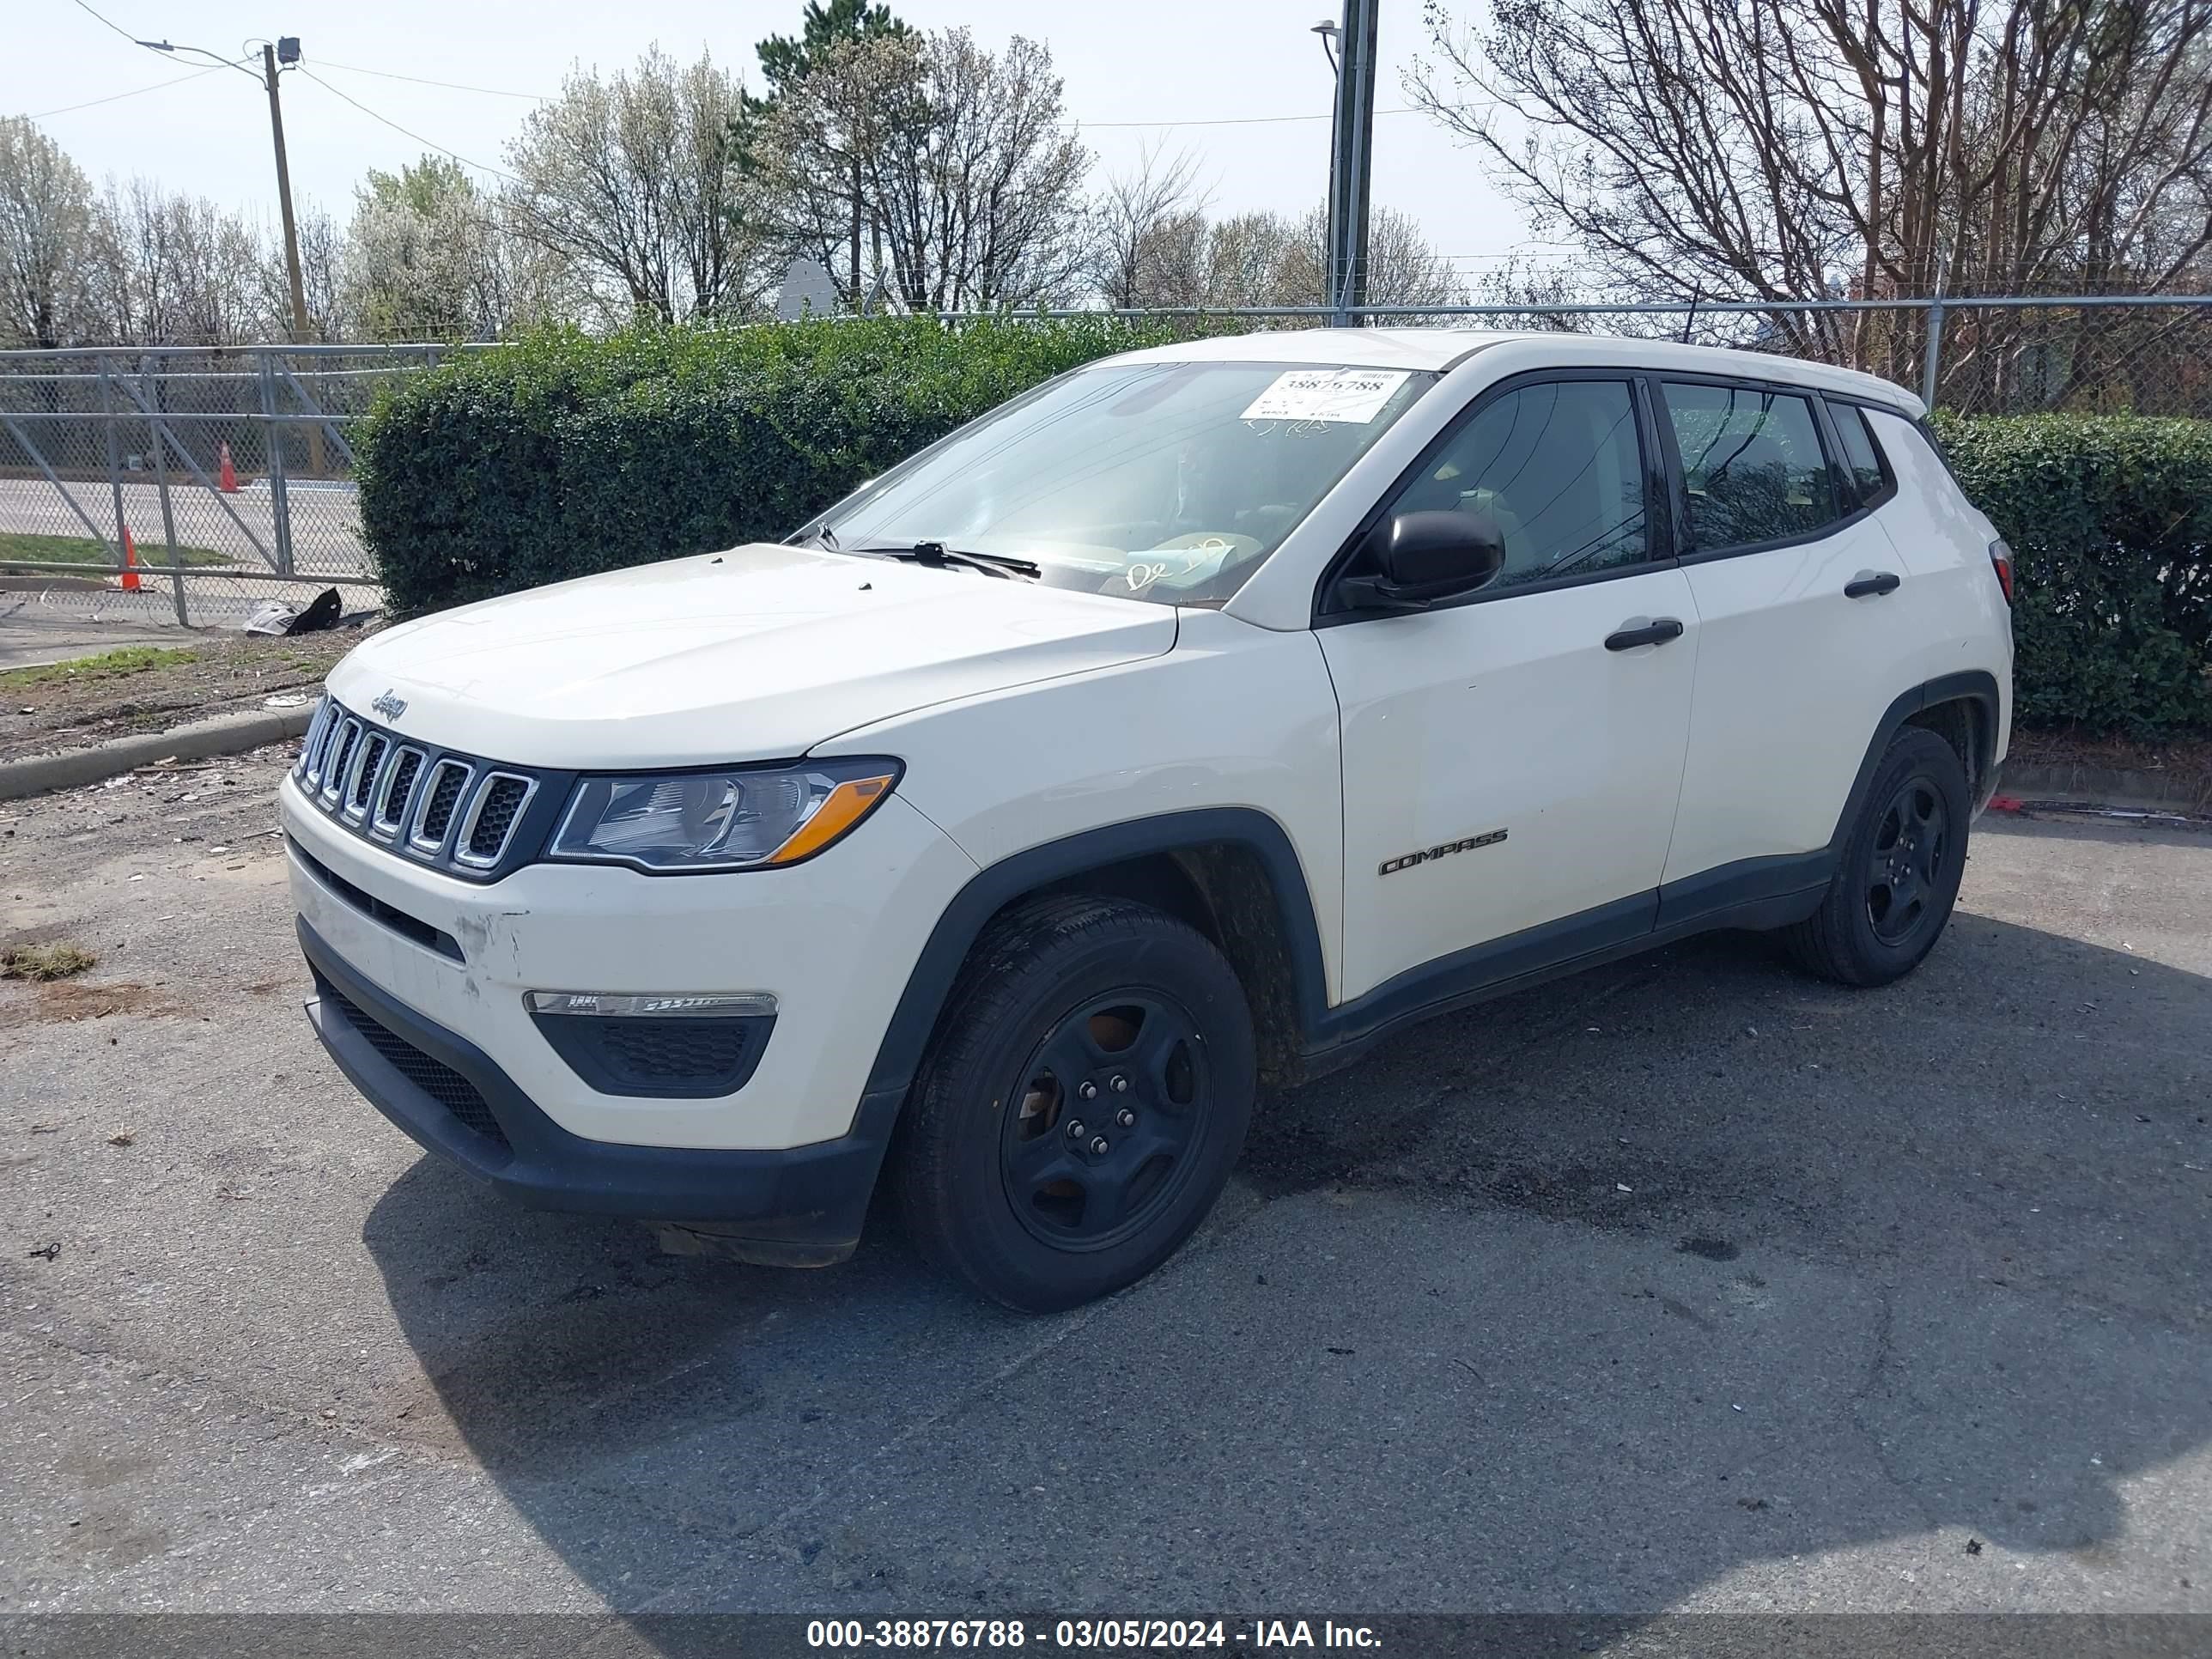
[1988,538,2014,605]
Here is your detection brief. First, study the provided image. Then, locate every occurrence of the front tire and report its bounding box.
[894,894,1256,1312]
[1785,726,1970,987]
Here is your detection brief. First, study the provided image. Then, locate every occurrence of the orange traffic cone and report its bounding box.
[120,526,141,592]
[218,441,239,493]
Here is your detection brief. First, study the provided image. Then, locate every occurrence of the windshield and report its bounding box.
[804,360,1438,605]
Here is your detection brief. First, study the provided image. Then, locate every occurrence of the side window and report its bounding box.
[1382,379,1649,590]
[1660,382,1839,551]
[1829,403,1890,504]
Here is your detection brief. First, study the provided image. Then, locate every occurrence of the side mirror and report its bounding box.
[1336,510,1507,612]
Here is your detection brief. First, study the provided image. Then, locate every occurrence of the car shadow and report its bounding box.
[361,893,2212,1628]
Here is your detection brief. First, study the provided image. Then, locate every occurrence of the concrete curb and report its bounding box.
[1997,760,2210,816]
[0,706,313,801]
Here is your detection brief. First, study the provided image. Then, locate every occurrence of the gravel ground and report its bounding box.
[2,757,2209,1621]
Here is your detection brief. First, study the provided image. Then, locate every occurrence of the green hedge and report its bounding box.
[358,329,2212,738]
[355,316,1194,617]
[1939,413,2212,738]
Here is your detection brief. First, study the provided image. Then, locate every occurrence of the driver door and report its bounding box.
[1318,374,1699,1006]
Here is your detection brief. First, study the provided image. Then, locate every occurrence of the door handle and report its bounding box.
[1604,617,1685,652]
[1844,570,1902,599]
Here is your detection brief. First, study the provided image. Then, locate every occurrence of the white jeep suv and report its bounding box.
[285,329,2013,1310]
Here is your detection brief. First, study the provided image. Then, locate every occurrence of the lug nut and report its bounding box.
[1116,1108,1135,1128]
[1066,1120,1085,1139]
[1091,1137,1109,1156]
[1109,1075,1129,1093]
[1079,1081,1097,1100]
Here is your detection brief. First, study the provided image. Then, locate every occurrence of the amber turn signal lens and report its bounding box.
[764,773,897,865]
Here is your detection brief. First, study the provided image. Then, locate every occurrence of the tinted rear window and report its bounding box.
[1661,382,1839,551]
[1831,404,1889,502]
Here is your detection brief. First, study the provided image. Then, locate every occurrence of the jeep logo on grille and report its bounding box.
[369,690,407,722]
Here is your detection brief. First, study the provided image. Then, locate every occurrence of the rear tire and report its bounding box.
[893,894,1256,1312]
[1785,726,1970,987]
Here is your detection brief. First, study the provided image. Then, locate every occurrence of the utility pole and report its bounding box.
[1323,0,1379,326]
[133,31,323,474]
[260,38,324,476]
[262,40,311,346]
[136,36,309,334]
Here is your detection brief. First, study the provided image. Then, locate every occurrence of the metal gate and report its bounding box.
[0,343,447,628]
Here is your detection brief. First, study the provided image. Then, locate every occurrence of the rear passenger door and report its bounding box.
[1655,379,1911,896]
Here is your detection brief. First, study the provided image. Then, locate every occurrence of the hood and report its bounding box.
[325,544,1177,769]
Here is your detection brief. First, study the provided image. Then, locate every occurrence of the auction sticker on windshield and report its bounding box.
[1241,368,1412,424]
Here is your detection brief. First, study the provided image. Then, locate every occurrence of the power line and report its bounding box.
[290,51,1501,133]
[33,58,232,118]
[1080,102,1497,131]
[312,58,550,102]
[64,0,151,50]
[296,66,520,183]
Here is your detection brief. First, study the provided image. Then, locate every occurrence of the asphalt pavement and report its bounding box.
[2,758,2208,1618]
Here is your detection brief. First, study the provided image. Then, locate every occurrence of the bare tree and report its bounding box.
[0,117,97,349]
[1467,254,1599,331]
[759,28,1090,311]
[907,30,1092,308]
[89,178,275,346]
[506,46,770,323]
[1094,204,1464,313]
[742,0,911,309]
[1408,0,2212,343]
[1091,145,1207,307]
[1310,205,1469,311]
[1200,210,1308,307]
[273,202,349,343]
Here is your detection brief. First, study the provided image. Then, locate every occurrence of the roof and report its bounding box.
[1109,326,1924,416]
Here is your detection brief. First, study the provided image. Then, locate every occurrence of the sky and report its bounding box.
[6,0,1549,288]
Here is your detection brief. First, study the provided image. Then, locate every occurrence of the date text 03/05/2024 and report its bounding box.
[805,1620,1384,1650]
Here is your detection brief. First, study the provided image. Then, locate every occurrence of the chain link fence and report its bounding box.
[3,295,2208,631]
[0,343,451,629]
[945,293,2212,418]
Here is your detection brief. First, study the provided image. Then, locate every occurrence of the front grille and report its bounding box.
[463,775,531,863]
[417,761,469,847]
[347,733,389,815]
[323,980,510,1149]
[374,748,423,836]
[322,720,361,803]
[294,697,556,881]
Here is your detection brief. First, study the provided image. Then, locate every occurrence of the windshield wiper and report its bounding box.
[848,540,1041,580]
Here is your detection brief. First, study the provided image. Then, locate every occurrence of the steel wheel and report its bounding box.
[895,892,1256,1311]
[1783,726,1971,988]
[1864,775,1951,946]
[1000,993,1212,1252]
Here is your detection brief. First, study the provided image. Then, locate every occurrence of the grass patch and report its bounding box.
[2,942,98,981]
[0,531,228,572]
[0,645,199,688]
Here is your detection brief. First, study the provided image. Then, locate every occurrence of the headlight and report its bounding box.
[549,757,902,872]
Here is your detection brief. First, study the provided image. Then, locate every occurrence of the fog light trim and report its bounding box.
[524,990,779,1019]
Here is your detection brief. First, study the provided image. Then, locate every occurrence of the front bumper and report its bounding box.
[281,771,973,1149]
[301,917,899,1261]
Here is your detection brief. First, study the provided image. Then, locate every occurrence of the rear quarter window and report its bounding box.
[1827,404,1888,503]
